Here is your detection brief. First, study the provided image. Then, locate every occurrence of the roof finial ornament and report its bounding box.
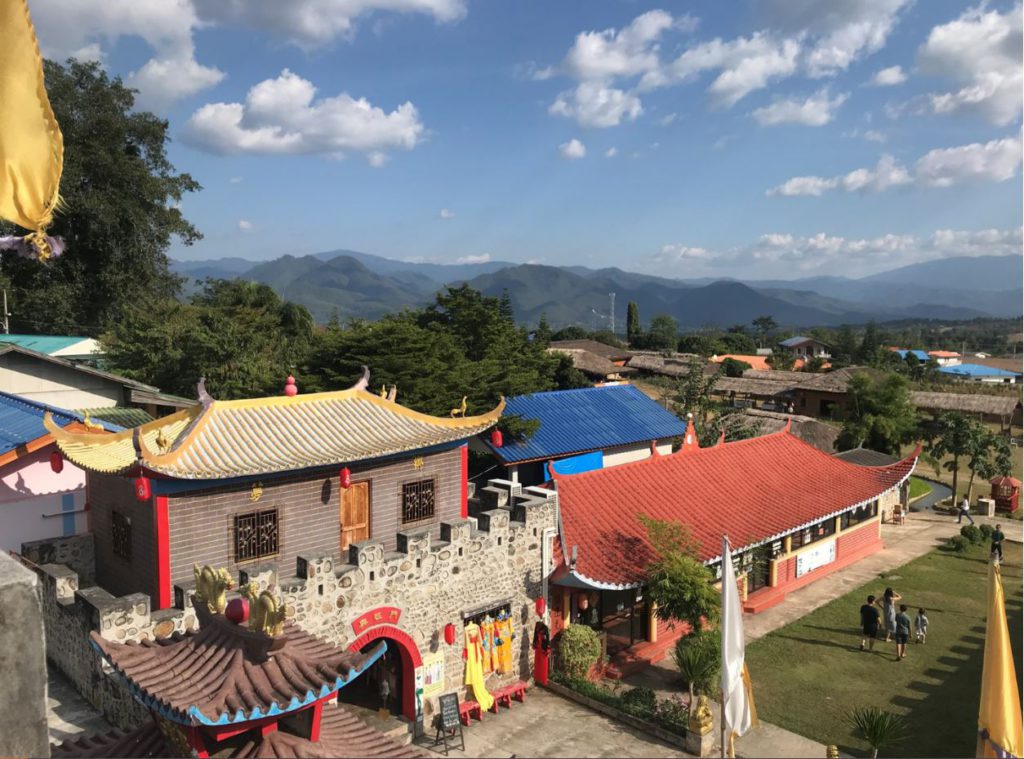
[450,396,467,418]
[351,365,371,391]
[196,377,214,406]
[82,410,103,432]
[284,375,298,397]
[379,384,387,398]
[386,385,397,402]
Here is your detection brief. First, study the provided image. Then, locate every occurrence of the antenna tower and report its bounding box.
[608,292,616,335]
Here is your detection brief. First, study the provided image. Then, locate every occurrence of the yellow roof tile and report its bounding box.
[45,389,502,480]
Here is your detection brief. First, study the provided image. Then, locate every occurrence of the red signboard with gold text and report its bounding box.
[351,606,401,634]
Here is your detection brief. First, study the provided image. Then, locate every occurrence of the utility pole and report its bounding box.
[3,290,9,334]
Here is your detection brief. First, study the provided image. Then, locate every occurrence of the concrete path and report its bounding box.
[46,669,110,746]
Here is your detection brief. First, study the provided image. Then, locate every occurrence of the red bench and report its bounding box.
[492,681,528,710]
[459,699,482,726]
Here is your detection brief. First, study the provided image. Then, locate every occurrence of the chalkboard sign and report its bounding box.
[434,692,465,756]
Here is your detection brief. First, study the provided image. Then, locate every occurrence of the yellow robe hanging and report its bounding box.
[463,623,494,711]
[480,616,496,674]
[495,617,514,674]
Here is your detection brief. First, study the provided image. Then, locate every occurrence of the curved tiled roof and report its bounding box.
[553,428,918,588]
[92,616,384,726]
[45,388,503,479]
[50,702,427,758]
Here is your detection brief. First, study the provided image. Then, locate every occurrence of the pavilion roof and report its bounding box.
[552,426,918,588]
[91,615,383,726]
[44,382,503,480]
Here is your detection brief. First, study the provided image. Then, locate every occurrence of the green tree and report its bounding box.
[639,516,720,633]
[626,301,642,346]
[534,313,553,345]
[551,325,589,341]
[721,358,752,377]
[929,412,982,501]
[1,59,199,334]
[857,322,883,365]
[966,429,1013,500]
[648,314,680,352]
[751,315,777,349]
[678,333,719,356]
[719,332,757,355]
[765,351,796,371]
[836,372,920,455]
[673,630,720,704]
[832,325,859,367]
[847,706,907,759]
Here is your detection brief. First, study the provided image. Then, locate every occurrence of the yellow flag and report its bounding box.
[0,0,63,259]
[977,560,1023,758]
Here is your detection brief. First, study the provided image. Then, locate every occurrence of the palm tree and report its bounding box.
[847,706,907,758]
[673,631,720,705]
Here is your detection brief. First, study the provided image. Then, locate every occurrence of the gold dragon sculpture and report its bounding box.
[193,564,234,615]
[240,583,287,638]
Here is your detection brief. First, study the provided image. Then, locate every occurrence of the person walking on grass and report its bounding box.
[914,608,929,644]
[860,594,881,651]
[877,587,901,643]
[894,605,911,661]
[957,495,975,525]
[991,524,1005,561]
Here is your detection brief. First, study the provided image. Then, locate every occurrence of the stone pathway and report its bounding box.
[46,668,110,746]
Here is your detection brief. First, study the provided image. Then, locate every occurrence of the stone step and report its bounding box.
[341,703,415,746]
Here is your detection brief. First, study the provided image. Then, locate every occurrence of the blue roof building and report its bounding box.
[893,349,930,362]
[938,363,1022,383]
[481,384,687,486]
[0,392,121,458]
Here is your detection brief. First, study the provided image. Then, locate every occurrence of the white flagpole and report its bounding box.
[721,535,729,759]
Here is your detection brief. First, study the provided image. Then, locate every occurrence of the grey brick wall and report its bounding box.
[89,473,156,599]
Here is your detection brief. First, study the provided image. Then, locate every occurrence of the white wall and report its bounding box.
[0,448,87,552]
[0,353,123,408]
[604,439,674,468]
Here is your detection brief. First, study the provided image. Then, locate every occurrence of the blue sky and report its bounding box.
[30,0,1024,279]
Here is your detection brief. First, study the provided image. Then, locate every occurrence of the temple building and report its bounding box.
[39,370,555,732]
[547,417,918,677]
[50,581,426,758]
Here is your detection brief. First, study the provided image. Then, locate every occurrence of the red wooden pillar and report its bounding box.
[154,495,171,610]
[309,700,325,743]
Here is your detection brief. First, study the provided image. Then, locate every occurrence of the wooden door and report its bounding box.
[340,482,370,551]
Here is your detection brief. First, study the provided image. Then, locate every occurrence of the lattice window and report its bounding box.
[401,479,436,524]
[234,509,279,563]
[111,510,132,561]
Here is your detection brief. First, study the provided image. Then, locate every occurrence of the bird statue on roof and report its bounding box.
[155,429,171,453]
[82,411,103,432]
[450,396,467,418]
[386,385,397,402]
[380,384,387,398]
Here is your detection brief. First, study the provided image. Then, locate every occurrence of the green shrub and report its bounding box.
[654,697,689,732]
[947,535,969,553]
[555,625,602,680]
[979,524,994,540]
[621,686,657,712]
[674,630,721,699]
[960,525,983,544]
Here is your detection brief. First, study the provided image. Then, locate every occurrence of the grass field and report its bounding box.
[746,541,1023,758]
[908,476,932,501]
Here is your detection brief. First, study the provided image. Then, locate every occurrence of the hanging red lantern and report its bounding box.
[444,623,456,646]
[340,467,352,489]
[134,476,151,502]
[50,450,64,473]
[490,428,503,448]
[535,597,546,617]
[577,594,589,611]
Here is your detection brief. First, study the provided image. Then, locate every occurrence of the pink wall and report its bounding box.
[0,444,87,552]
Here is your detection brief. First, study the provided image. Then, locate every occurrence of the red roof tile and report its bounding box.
[553,428,918,587]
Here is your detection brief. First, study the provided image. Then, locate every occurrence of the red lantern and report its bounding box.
[134,476,151,502]
[444,623,456,646]
[340,467,352,489]
[490,428,503,448]
[225,597,249,624]
[535,597,546,617]
[50,450,64,473]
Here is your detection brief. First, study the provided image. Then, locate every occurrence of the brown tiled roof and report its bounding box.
[92,614,382,726]
[51,705,428,758]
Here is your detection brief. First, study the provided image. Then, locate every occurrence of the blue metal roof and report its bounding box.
[0,392,121,456]
[939,363,1022,378]
[0,334,87,354]
[487,385,687,464]
[779,336,814,347]
[894,349,930,361]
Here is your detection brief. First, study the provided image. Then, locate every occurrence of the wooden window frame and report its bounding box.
[233,508,281,564]
[401,478,437,525]
[111,509,132,561]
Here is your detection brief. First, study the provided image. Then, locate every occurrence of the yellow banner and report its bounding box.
[977,561,1023,758]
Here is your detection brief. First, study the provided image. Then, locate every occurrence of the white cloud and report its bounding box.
[563,10,676,81]
[367,151,389,167]
[438,208,455,220]
[768,134,1021,195]
[191,0,467,48]
[751,88,848,126]
[871,65,906,86]
[549,82,643,128]
[238,219,253,231]
[651,225,1021,276]
[229,176,244,184]
[455,253,491,264]
[917,4,1023,126]
[605,147,618,158]
[658,113,678,126]
[183,69,424,160]
[30,0,224,110]
[863,130,886,143]
[558,138,587,159]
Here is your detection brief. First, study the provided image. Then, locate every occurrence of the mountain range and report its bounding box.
[171,251,1023,329]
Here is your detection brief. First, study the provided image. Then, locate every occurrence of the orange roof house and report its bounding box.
[710,354,771,371]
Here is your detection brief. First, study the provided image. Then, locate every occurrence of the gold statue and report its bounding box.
[193,564,234,615]
[386,385,397,402]
[379,385,387,398]
[688,695,714,735]
[449,396,467,418]
[825,746,840,759]
[155,429,171,453]
[82,411,103,432]
[241,583,287,637]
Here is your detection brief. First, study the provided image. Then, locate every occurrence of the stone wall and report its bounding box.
[21,532,95,585]
[35,479,557,732]
[0,553,50,758]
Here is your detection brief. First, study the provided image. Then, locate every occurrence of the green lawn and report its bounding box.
[746,542,1023,758]
[908,476,932,500]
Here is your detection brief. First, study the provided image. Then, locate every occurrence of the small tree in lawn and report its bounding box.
[639,516,720,633]
[966,428,1013,502]
[847,706,907,758]
[930,412,983,503]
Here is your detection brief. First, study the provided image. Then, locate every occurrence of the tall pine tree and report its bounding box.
[626,301,641,346]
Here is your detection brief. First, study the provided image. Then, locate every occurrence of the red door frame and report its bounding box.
[347,625,422,721]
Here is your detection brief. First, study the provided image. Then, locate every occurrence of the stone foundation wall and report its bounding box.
[35,479,557,732]
[21,532,95,585]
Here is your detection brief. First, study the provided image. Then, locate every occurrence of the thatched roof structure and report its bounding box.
[721,409,839,453]
[742,369,809,383]
[549,339,632,362]
[712,377,798,397]
[793,366,873,393]
[627,352,710,378]
[548,348,636,378]
[911,391,1020,417]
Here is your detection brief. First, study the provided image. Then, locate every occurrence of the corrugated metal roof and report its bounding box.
[0,392,121,456]
[939,363,1022,378]
[0,334,87,354]
[893,349,930,361]
[488,384,687,464]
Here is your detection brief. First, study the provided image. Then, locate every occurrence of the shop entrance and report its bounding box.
[345,626,422,722]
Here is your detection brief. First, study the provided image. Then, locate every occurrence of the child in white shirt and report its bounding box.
[915,608,929,644]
